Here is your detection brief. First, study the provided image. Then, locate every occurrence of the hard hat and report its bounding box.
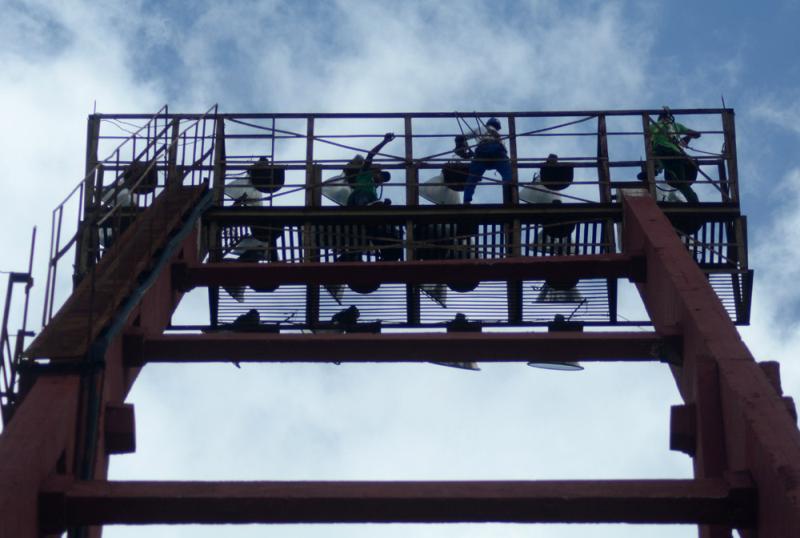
[486,117,501,130]
[658,107,674,122]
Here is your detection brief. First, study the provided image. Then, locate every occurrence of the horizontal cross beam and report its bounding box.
[128,332,665,365]
[39,477,755,530]
[175,254,645,290]
[100,108,730,120]
[203,204,740,226]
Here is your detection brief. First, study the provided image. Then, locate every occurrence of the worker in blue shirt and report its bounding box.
[461,117,513,205]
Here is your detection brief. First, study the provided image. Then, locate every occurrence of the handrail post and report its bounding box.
[641,113,657,197]
[506,115,522,323]
[721,109,739,203]
[404,116,420,325]
[74,116,101,281]
[206,117,226,327]
[167,117,181,189]
[304,117,320,328]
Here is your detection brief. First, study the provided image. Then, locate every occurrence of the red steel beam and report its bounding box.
[130,332,664,365]
[0,198,203,538]
[174,254,645,289]
[0,376,80,537]
[622,192,800,537]
[39,477,755,530]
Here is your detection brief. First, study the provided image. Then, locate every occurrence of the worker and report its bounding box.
[461,117,513,205]
[346,132,395,207]
[642,109,702,203]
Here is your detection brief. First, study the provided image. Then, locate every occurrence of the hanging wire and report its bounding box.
[221,114,602,205]
[227,118,406,162]
[413,115,596,163]
[100,118,144,134]
[684,145,723,157]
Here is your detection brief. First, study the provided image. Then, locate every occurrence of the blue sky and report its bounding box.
[1,1,799,537]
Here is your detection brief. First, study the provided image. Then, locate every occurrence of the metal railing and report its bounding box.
[42,105,219,325]
[33,107,747,335]
[0,229,36,426]
[86,108,740,209]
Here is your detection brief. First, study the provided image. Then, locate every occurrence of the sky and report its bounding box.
[1,1,800,537]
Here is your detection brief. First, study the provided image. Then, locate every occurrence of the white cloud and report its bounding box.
[750,97,800,137]
[741,167,800,399]
[0,0,166,334]
[3,2,786,538]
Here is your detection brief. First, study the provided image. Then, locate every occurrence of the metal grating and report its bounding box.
[522,278,611,323]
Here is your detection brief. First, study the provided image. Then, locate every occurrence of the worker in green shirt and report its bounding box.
[642,109,702,203]
[339,132,401,262]
[346,132,395,207]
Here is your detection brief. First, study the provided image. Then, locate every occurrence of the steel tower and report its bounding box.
[1,108,797,538]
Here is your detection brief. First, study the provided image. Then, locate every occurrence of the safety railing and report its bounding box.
[42,105,219,325]
[35,108,747,333]
[210,109,738,208]
[182,107,744,330]
[89,109,739,210]
[204,205,747,328]
[0,230,36,426]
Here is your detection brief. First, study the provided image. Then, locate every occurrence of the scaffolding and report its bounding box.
[0,108,795,538]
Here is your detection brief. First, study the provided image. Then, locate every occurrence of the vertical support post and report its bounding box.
[211,117,227,206]
[641,113,657,197]
[404,116,418,208]
[506,116,522,323]
[597,115,618,321]
[404,116,420,324]
[597,114,612,203]
[506,115,519,207]
[207,117,226,327]
[729,216,750,323]
[721,110,739,204]
[167,118,181,189]
[717,162,730,204]
[304,117,320,327]
[84,115,101,196]
[0,376,81,537]
[75,116,102,280]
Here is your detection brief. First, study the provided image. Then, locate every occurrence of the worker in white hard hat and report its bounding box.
[461,117,513,205]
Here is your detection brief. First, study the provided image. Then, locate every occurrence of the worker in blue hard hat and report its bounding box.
[641,109,702,203]
[461,117,513,205]
[346,132,395,207]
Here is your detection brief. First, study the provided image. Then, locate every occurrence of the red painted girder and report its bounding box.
[0,219,202,538]
[175,254,645,289]
[132,332,663,365]
[622,192,800,537]
[39,477,755,529]
[0,376,80,537]
[25,185,207,360]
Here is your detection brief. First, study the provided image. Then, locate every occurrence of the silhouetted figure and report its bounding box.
[331,305,360,329]
[228,309,260,367]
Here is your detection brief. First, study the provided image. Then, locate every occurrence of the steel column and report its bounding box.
[622,191,800,537]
